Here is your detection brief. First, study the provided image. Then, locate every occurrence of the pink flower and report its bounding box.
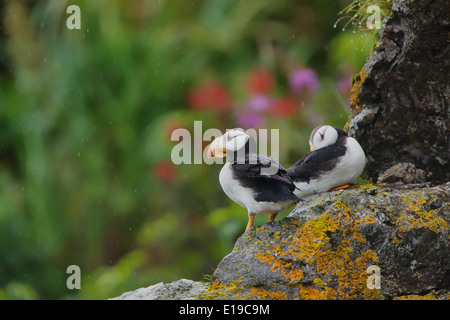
[236,112,266,128]
[247,94,274,112]
[289,68,320,92]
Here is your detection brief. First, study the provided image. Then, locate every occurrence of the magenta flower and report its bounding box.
[289,68,320,92]
[236,112,266,128]
[247,94,274,112]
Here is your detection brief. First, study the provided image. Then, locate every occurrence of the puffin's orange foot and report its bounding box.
[245,215,255,233]
[269,213,278,223]
[329,184,351,192]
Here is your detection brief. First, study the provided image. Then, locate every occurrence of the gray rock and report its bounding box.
[110,279,208,300]
[347,0,450,184]
[200,184,450,300]
[377,162,426,184]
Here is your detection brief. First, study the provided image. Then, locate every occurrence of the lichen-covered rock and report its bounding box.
[346,0,450,184]
[110,279,208,300]
[200,184,450,300]
[377,162,426,184]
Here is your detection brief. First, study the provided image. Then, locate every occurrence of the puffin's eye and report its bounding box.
[319,132,325,140]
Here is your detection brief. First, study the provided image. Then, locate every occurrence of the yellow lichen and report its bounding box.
[253,198,380,299]
[350,69,366,112]
[313,277,325,287]
[394,293,440,300]
[249,287,288,300]
[394,191,448,240]
[415,197,426,205]
[204,188,447,300]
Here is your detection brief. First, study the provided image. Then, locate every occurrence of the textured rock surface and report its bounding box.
[347,0,450,184]
[110,279,207,300]
[199,184,450,300]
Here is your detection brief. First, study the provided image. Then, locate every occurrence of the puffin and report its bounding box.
[207,128,302,233]
[287,125,366,198]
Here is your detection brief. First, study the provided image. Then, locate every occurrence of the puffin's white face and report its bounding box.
[309,125,338,151]
[208,129,250,158]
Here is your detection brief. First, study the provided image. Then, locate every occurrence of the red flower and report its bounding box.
[246,69,274,94]
[154,161,177,183]
[269,96,298,117]
[187,80,231,112]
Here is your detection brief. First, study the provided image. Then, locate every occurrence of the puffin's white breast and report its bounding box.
[219,163,296,215]
[219,163,254,209]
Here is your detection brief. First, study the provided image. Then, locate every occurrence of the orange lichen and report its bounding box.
[253,198,380,299]
[208,279,224,291]
[203,188,448,300]
[350,69,366,112]
[395,192,449,239]
[394,293,440,300]
[249,287,288,300]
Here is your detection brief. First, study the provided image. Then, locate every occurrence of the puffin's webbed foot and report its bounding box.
[329,184,351,192]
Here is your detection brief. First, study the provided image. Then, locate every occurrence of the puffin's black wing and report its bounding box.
[287,144,347,183]
[233,154,293,187]
[232,154,300,201]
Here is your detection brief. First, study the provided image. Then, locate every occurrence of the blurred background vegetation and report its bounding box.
[0,0,380,299]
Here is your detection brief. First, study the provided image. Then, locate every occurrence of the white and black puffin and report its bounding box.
[287,125,366,198]
[207,128,301,233]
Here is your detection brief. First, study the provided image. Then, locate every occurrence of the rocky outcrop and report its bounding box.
[347,0,450,184]
[199,184,450,300]
[111,279,207,300]
[113,183,449,300]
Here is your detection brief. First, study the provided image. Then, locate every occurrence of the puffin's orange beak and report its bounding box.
[207,137,226,159]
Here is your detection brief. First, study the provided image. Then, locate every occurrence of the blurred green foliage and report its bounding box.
[0,0,377,299]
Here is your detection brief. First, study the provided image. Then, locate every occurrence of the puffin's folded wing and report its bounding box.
[287,145,347,182]
[233,154,295,188]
